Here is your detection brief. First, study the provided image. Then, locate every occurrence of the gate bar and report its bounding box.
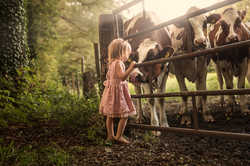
[124,0,241,40]
[191,96,199,129]
[113,0,144,15]
[128,123,250,141]
[131,88,250,98]
[135,39,250,67]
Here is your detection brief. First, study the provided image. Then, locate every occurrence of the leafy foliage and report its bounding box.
[23,0,116,85]
[55,0,115,83]
[0,142,72,166]
[0,67,105,140]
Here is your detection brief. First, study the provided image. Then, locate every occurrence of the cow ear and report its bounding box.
[159,46,174,58]
[128,51,139,63]
[238,10,246,20]
[207,14,221,24]
[174,20,187,28]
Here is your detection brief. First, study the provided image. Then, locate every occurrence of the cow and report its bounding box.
[245,22,250,31]
[244,22,250,84]
[124,11,174,133]
[206,8,250,114]
[166,6,213,125]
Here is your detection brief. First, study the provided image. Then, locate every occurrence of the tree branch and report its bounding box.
[77,0,99,6]
[59,15,88,35]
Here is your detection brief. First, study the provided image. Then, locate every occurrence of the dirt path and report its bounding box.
[1,97,249,165]
[81,128,250,166]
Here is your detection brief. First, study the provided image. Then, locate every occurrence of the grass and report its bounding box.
[128,72,250,101]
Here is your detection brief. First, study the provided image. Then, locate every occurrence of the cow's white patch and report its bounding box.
[243,23,250,34]
[156,67,167,89]
[186,7,207,46]
[137,38,158,63]
[141,83,159,126]
[189,14,207,45]
[222,8,239,42]
[215,26,223,47]
[168,24,184,53]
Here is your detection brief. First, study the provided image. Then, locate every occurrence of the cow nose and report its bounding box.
[135,74,147,83]
[228,35,238,42]
[194,39,206,48]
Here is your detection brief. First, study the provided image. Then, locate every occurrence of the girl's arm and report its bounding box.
[116,61,136,81]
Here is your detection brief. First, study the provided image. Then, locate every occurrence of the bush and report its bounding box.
[0,67,106,143]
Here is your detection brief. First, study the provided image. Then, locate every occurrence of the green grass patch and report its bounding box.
[128,72,250,101]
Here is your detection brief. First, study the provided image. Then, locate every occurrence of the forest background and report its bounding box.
[0,0,249,165]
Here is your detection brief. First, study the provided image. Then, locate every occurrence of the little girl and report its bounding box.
[99,38,136,144]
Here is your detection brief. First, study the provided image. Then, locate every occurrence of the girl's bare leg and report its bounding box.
[106,116,114,140]
[114,118,130,144]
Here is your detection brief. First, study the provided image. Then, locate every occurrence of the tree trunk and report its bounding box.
[26,0,37,61]
[0,0,28,76]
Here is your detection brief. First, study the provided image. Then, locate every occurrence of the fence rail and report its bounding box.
[123,0,241,40]
[102,0,250,141]
[128,124,250,141]
[112,0,144,15]
[134,39,250,67]
[131,89,250,98]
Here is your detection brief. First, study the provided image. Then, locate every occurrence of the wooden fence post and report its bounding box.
[81,56,85,96]
[99,14,115,94]
[76,73,80,98]
[98,14,123,94]
[93,43,100,79]
[93,42,102,96]
[72,72,75,94]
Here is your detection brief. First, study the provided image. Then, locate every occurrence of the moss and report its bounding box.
[0,0,28,76]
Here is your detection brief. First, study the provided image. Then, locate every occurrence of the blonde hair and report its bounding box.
[108,38,131,64]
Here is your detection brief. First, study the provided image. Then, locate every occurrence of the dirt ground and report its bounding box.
[1,96,250,166]
[81,96,250,166]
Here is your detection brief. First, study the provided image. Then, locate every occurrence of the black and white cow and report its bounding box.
[124,11,174,130]
[167,7,212,125]
[207,8,250,114]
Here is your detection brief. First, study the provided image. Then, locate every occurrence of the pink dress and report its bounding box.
[99,59,136,118]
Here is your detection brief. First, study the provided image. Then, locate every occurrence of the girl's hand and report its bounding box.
[129,61,136,69]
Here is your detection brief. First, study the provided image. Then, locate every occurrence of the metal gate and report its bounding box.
[99,0,250,141]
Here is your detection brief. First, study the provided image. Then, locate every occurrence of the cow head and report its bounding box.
[173,7,209,51]
[207,8,247,46]
[124,12,174,87]
[126,39,174,86]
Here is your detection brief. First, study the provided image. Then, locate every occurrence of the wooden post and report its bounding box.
[82,71,97,98]
[93,42,102,96]
[99,14,115,93]
[81,56,85,96]
[93,43,100,79]
[76,73,80,98]
[113,14,124,38]
[72,72,75,94]
[99,14,123,93]
[191,96,199,129]
[186,19,199,129]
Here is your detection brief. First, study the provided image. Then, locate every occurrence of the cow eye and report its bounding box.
[234,17,241,30]
[203,20,207,29]
[221,21,228,31]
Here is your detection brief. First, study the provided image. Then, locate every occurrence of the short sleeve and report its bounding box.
[114,60,125,78]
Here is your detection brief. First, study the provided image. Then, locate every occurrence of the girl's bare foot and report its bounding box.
[107,136,114,141]
[105,136,115,146]
[115,136,130,144]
